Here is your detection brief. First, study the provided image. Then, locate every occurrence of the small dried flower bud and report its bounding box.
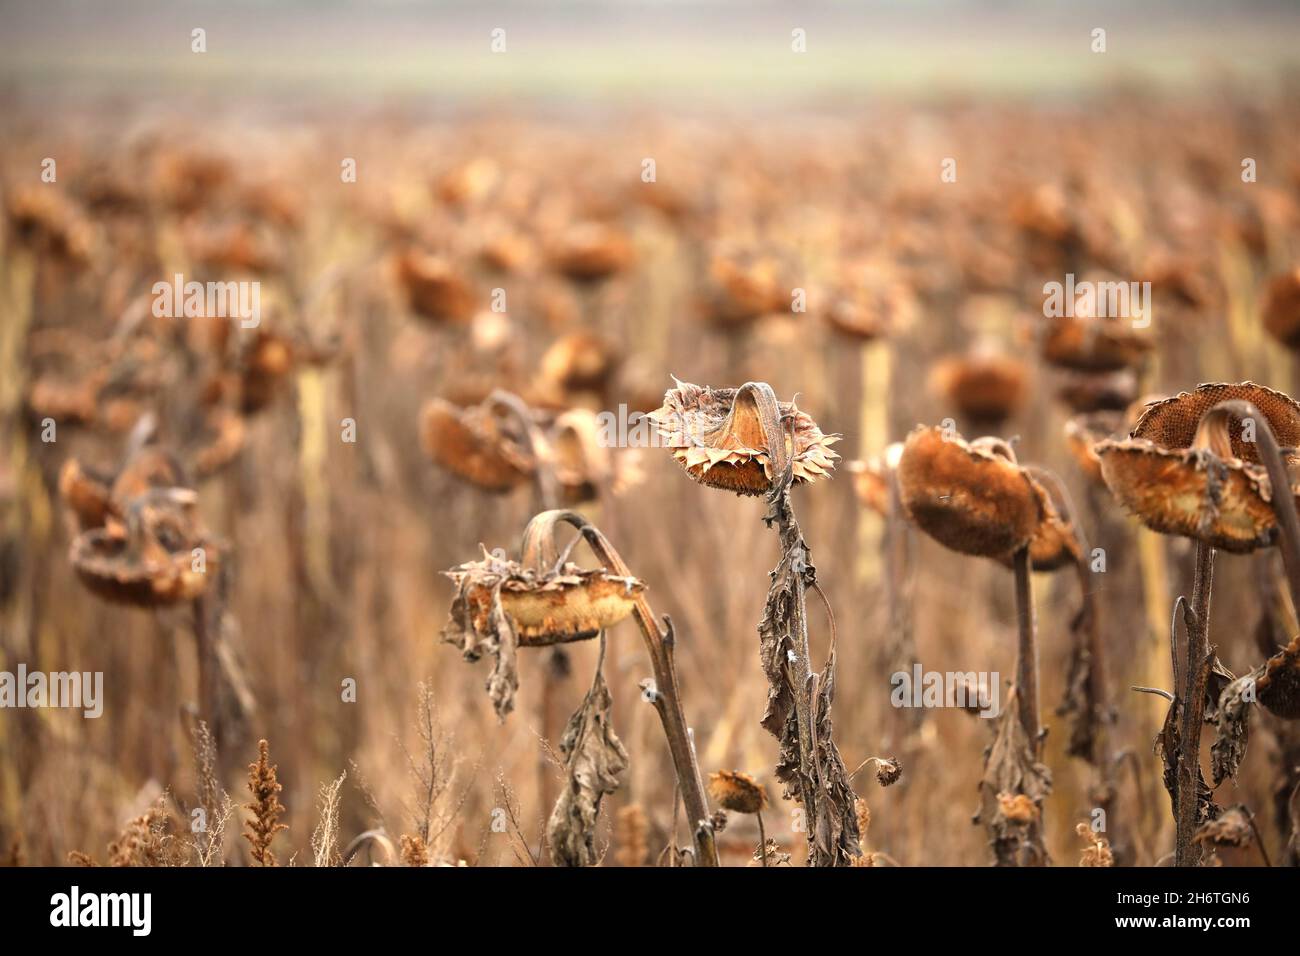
[707,770,768,815]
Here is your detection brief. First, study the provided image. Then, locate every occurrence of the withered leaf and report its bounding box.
[757,487,861,866]
[547,663,629,867]
[1211,667,1263,785]
[443,567,520,720]
[1155,692,1220,843]
[977,689,1052,866]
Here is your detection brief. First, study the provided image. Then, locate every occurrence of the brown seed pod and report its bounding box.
[1041,314,1152,373]
[1262,267,1300,350]
[394,250,476,323]
[1096,383,1300,553]
[1064,410,1125,486]
[707,771,768,814]
[70,489,218,607]
[929,351,1028,428]
[547,222,633,283]
[647,380,839,496]
[1257,636,1300,719]
[419,397,536,493]
[896,426,1043,558]
[443,550,643,645]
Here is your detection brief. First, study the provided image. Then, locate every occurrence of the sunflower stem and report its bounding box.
[1012,546,1041,754]
[1175,539,1215,867]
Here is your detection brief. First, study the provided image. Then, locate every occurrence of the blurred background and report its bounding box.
[2,0,1300,867]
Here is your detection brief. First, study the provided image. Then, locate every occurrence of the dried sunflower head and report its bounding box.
[1054,367,1138,414]
[420,396,537,493]
[1096,382,1300,553]
[548,222,633,283]
[929,350,1028,429]
[549,408,642,505]
[996,466,1083,572]
[538,332,618,399]
[707,770,768,814]
[1263,267,1300,350]
[58,459,115,532]
[1258,635,1300,720]
[395,250,476,323]
[647,380,839,496]
[1041,313,1152,373]
[70,488,218,607]
[896,425,1045,559]
[1064,409,1126,486]
[701,248,788,326]
[846,443,903,517]
[443,546,644,647]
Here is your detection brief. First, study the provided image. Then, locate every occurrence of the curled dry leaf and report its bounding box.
[547,660,629,867]
[1076,822,1114,867]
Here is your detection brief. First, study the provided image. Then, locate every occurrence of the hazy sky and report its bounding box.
[2,1,1296,101]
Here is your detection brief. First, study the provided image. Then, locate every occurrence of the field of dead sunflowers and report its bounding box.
[3,3,1300,873]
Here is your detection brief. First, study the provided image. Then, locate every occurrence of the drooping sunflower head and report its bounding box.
[896,425,1045,559]
[647,380,839,496]
[1096,382,1300,553]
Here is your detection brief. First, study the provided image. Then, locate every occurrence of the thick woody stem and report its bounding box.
[1175,540,1214,867]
